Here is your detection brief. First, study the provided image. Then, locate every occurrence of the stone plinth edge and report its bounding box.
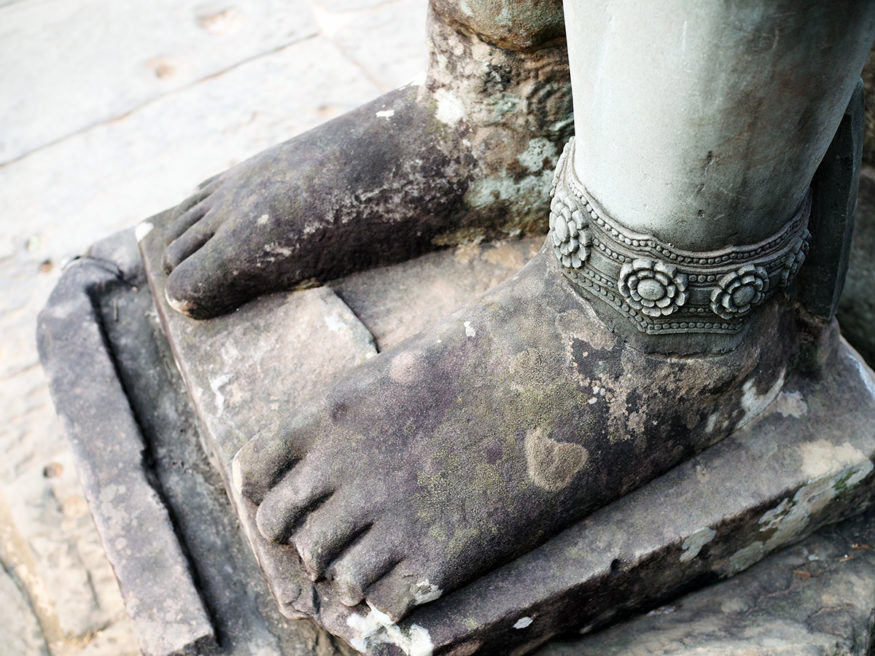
[37,228,214,656]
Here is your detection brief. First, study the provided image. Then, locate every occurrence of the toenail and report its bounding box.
[165,288,195,315]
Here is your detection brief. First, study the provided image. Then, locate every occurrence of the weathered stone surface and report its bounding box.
[0,0,318,164]
[838,166,875,366]
[430,0,565,51]
[142,212,380,463]
[0,35,382,284]
[322,0,428,90]
[1,449,128,639]
[798,81,863,321]
[333,238,542,349]
[37,243,215,656]
[40,229,365,656]
[0,561,49,656]
[0,466,137,656]
[36,223,875,656]
[1,0,429,652]
[861,47,875,165]
[142,219,542,465]
[538,505,875,656]
[90,231,358,656]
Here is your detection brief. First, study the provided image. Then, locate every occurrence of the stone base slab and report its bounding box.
[138,212,875,655]
[37,222,875,655]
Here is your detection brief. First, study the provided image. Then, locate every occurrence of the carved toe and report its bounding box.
[293,498,372,580]
[164,216,216,272]
[165,200,209,247]
[327,528,403,607]
[256,466,333,544]
[365,558,442,622]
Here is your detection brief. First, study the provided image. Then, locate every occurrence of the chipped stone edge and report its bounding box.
[36,232,215,656]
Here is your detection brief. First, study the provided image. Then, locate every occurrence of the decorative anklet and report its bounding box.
[550,139,811,335]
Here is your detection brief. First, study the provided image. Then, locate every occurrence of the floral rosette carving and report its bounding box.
[618,258,689,317]
[710,264,769,319]
[550,188,591,269]
[780,230,810,286]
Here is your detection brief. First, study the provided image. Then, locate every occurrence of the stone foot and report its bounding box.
[157,9,572,319]
[232,248,797,623]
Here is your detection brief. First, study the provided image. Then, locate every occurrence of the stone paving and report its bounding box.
[0,1,425,653]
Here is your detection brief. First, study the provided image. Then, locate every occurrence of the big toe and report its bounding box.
[164,240,247,319]
[232,428,309,504]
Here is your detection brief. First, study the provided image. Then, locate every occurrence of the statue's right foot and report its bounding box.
[158,3,572,319]
[232,246,801,624]
[231,132,820,621]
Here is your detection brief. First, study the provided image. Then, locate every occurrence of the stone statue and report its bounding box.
[156,0,874,639]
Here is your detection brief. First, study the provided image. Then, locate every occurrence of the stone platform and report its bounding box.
[36,215,875,655]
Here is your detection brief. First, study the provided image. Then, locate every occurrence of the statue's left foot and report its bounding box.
[232,248,795,622]
[153,6,573,319]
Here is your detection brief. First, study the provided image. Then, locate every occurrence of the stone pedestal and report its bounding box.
[37,217,875,655]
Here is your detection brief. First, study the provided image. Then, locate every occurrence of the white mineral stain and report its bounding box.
[435,88,465,125]
[209,374,231,415]
[799,440,868,480]
[513,617,533,629]
[727,541,764,574]
[679,527,716,562]
[775,390,807,418]
[847,344,875,397]
[736,369,785,429]
[412,580,443,606]
[230,457,244,495]
[264,242,293,257]
[723,454,874,576]
[324,312,348,335]
[464,321,476,338]
[257,213,270,225]
[135,221,153,242]
[347,603,434,656]
[517,138,558,173]
[376,109,395,119]
[705,412,719,433]
[464,168,552,210]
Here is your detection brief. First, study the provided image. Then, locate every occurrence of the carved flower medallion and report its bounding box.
[549,188,591,269]
[618,258,689,317]
[780,230,810,287]
[710,264,769,319]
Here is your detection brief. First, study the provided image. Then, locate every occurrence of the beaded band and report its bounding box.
[550,139,811,335]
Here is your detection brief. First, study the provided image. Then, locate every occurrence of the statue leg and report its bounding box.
[159,0,569,319]
[232,0,875,625]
